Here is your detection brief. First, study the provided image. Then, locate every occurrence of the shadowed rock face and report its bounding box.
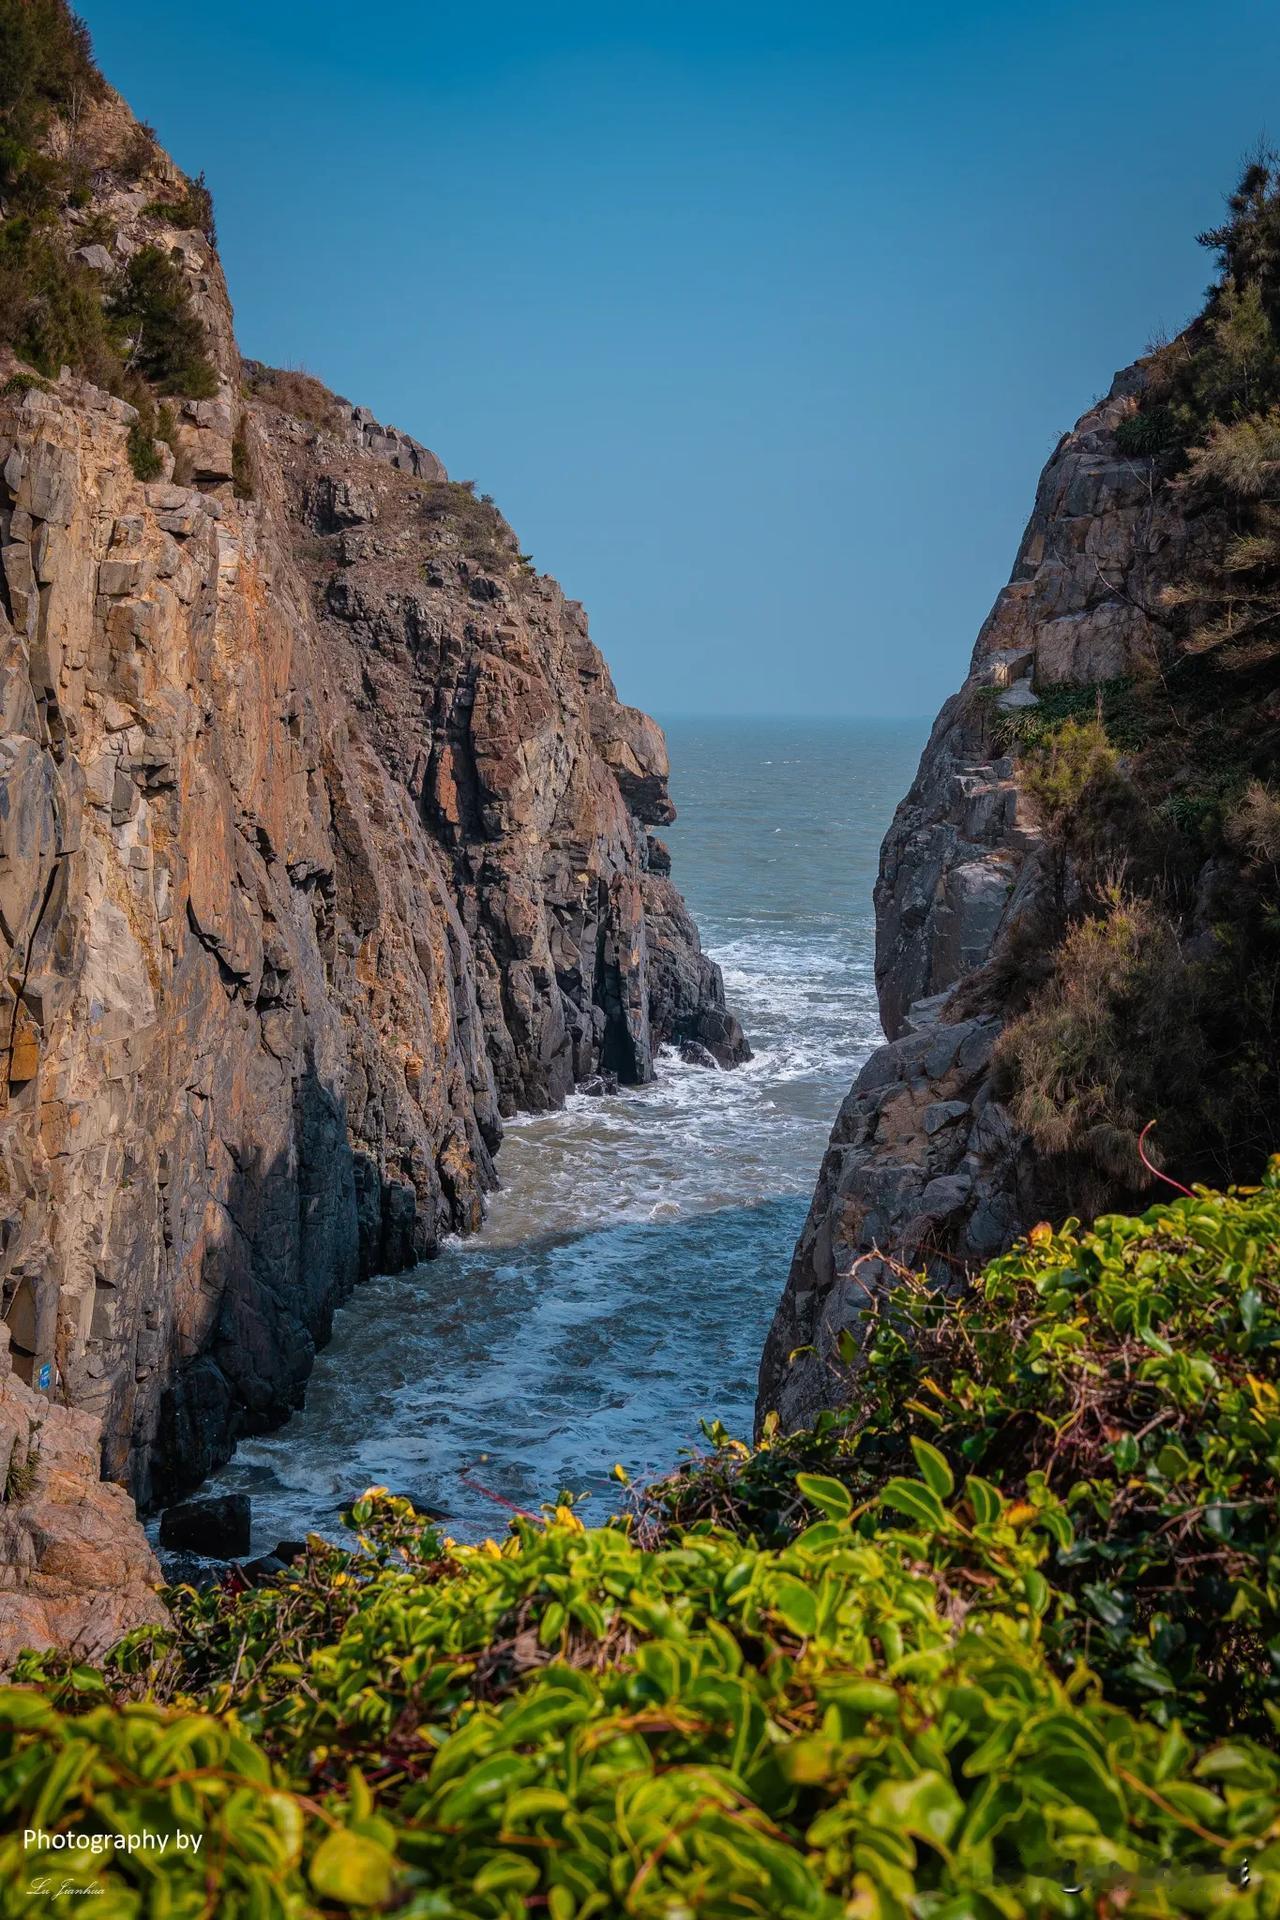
[0,92,744,1510]
[757,366,1192,1434]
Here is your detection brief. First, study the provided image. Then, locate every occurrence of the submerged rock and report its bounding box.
[578,1071,620,1097]
[679,1041,719,1070]
[240,1553,288,1583]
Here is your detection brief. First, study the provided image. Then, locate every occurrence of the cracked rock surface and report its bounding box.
[0,1321,167,1671]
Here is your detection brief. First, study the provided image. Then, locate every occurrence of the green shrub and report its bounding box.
[0,0,106,369]
[0,0,103,140]
[667,1173,1280,1739]
[2,1476,1278,1914]
[125,398,178,482]
[986,680,1150,761]
[231,419,254,499]
[0,216,119,381]
[1199,155,1280,334]
[0,370,50,398]
[1016,714,1150,907]
[119,117,157,179]
[0,5,218,409]
[1,1184,1277,1912]
[108,245,217,397]
[125,413,162,480]
[144,171,215,242]
[1152,761,1259,850]
[1115,406,1181,458]
[1021,714,1120,830]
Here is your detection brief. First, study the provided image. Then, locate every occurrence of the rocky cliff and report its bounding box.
[0,1321,166,1669]
[759,304,1280,1430]
[0,67,744,1514]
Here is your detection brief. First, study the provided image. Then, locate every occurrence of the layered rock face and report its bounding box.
[758,367,1189,1431]
[0,1323,166,1670]
[0,98,742,1509]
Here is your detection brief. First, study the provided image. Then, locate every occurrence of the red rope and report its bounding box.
[1138,1120,1194,1198]
[459,1461,538,1520]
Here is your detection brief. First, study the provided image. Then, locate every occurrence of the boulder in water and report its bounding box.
[698,1009,751,1067]
[679,1040,720,1069]
[578,1071,620,1097]
[159,1494,251,1559]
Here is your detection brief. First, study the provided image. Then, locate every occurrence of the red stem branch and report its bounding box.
[1138,1120,1194,1198]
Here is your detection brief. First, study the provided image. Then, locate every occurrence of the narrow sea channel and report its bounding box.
[200,716,925,1546]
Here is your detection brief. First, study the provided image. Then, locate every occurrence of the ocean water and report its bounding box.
[201,716,926,1548]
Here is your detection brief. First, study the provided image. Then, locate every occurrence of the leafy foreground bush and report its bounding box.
[2,1184,1280,1916]
[669,1171,1280,1743]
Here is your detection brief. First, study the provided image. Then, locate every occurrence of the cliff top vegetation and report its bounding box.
[959,155,1280,1219]
[0,0,217,467]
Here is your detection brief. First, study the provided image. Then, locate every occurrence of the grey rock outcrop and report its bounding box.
[758,367,1190,1431]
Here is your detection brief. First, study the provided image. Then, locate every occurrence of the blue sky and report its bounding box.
[85,0,1280,717]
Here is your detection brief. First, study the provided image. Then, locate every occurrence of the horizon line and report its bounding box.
[651,709,936,723]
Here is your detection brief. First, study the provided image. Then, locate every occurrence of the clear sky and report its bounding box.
[83,0,1280,717]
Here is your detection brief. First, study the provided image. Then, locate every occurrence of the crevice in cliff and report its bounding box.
[184,898,249,997]
[3,851,61,1098]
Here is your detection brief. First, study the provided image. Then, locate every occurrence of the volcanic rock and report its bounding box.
[158,1493,252,1558]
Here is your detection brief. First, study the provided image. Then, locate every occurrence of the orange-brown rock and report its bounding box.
[0,1323,167,1672]
[0,91,744,1516]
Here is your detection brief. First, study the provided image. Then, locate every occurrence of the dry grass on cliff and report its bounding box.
[242,362,345,432]
[991,888,1206,1208]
